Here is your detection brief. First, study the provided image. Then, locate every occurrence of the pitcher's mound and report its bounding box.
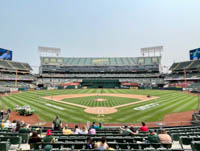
[95,99,107,102]
[84,107,117,114]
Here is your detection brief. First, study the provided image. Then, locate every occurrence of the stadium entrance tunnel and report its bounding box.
[81,79,120,88]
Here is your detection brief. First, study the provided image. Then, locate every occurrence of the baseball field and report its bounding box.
[0,89,197,123]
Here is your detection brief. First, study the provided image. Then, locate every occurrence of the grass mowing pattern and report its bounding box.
[0,89,197,123]
[63,96,139,107]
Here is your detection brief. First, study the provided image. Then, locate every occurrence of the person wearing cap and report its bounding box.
[158,129,172,144]
[43,129,55,143]
[97,122,104,130]
[62,124,73,135]
[92,122,98,130]
[147,129,159,143]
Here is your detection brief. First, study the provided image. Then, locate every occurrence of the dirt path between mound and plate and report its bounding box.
[43,94,159,114]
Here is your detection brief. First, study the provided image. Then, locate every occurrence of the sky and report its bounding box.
[0,0,200,73]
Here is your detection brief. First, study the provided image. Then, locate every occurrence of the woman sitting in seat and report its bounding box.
[94,136,109,150]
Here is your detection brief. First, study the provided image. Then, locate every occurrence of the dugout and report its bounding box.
[81,79,120,88]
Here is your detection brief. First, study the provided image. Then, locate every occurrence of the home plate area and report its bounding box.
[84,107,117,115]
[95,98,107,102]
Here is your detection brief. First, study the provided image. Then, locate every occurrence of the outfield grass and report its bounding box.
[0,89,197,123]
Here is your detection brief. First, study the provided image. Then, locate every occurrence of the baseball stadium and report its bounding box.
[1,1,200,150]
[0,46,200,150]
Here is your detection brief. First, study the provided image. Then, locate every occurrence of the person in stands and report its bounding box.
[89,125,96,135]
[129,124,138,134]
[147,129,159,143]
[43,129,55,143]
[29,131,41,149]
[52,116,62,130]
[74,125,81,134]
[94,136,109,150]
[43,129,56,151]
[81,126,88,134]
[62,124,73,135]
[140,122,149,132]
[92,121,98,130]
[120,125,137,135]
[97,122,104,130]
[158,129,172,144]
[86,137,94,149]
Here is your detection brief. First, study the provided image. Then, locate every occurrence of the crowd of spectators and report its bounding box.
[0,116,172,151]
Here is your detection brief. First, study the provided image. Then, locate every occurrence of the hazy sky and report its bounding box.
[0,0,200,73]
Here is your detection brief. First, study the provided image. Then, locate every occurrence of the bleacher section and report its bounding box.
[0,60,31,71]
[166,60,200,90]
[169,60,200,71]
[0,60,33,91]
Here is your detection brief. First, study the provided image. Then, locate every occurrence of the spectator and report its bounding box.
[29,131,41,149]
[147,129,159,143]
[94,136,109,150]
[62,125,73,135]
[81,126,88,134]
[91,121,98,130]
[15,121,21,132]
[86,137,93,149]
[158,129,172,144]
[74,125,81,134]
[43,129,55,143]
[43,130,55,151]
[52,116,62,130]
[130,125,138,134]
[89,125,96,135]
[120,125,136,135]
[140,122,149,132]
[97,122,104,130]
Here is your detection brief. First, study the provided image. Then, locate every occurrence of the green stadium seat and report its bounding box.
[150,143,161,149]
[0,141,10,151]
[179,136,192,149]
[191,141,200,151]
[129,143,140,149]
[0,136,22,149]
[162,143,172,149]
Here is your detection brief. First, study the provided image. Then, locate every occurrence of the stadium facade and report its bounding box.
[165,60,200,91]
[0,59,34,92]
[37,56,164,88]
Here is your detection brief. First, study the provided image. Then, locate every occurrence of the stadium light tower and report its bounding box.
[38,46,61,57]
[141,46,163,57]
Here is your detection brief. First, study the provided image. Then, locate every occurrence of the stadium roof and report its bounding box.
[170,60,200,71]
[0,60,32,71]
[41,56,161,66]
